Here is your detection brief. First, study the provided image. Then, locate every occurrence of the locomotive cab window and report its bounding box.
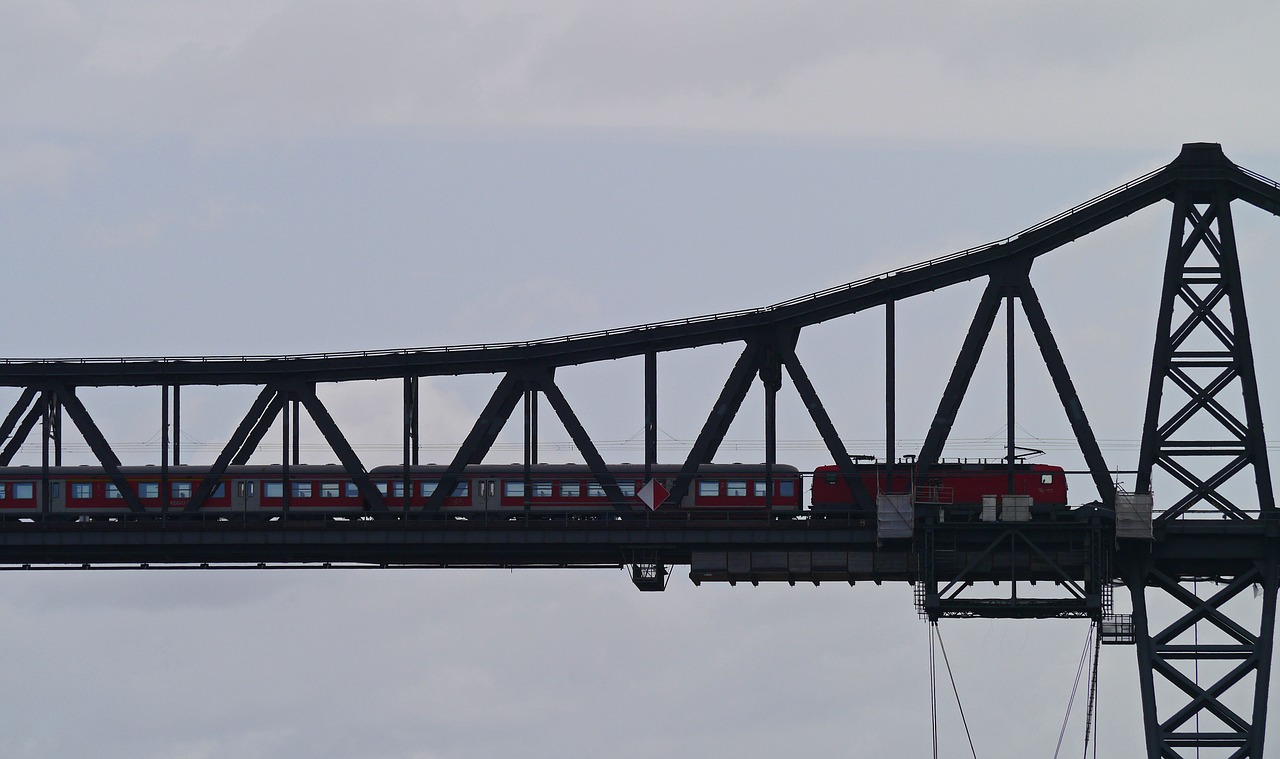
[1041,474,1053,485]
[698,481,720,497]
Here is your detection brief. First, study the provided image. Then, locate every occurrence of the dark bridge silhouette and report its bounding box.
[0,142,1275,757]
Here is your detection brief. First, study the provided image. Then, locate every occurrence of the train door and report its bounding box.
[46,479,66,514]
[234,480,259,514]
[475,479,498,512]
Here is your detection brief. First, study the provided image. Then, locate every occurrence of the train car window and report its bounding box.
[726,481,747,497]
[12,483,33,500]
[779,481,796,498]
[618,481,636,497]
[71,483,93,499]
[560,482,581,498]
[1041,474,1053,484]
[452,481,469,497]
[106,484,122,499]
[171,482,192,499]
[420,481,437,497]
[264,482,284,498]
[533,482,553,498]
[320,483,340,498]
[374,482,389,496]
[138,482,159,499]
[346,483,359,498]
[212,483,226,498]
[754,482,767,497]
[291,482,312,498]
[698,481,720,497]
[0,484,5,499]
[391,481,405,497]
[504,481,525,498]
[587,483,605,498]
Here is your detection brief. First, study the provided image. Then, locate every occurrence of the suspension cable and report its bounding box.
[1053,622,1096,758]
[933,622,979,759]
[1084,620,1101,759]
[930,623,939,759]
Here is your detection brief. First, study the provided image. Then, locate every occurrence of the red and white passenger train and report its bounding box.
[0,463,803,518]
[0,460,1068,519]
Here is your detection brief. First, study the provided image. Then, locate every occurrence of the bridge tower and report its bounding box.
[1121,143,1279,758]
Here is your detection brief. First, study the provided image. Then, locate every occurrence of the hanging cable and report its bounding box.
[933,622,979,759]
[930,622,939,759]
[1194,580,1200,759]
[1053,623,1095,758]
[1083,620,1101,759]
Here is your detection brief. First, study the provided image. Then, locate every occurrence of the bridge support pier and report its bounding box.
[1126,560,1278,758]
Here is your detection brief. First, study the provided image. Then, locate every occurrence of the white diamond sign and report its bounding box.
[637,479,669,510]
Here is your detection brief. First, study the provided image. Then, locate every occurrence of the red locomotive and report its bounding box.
[811,461,1068,515]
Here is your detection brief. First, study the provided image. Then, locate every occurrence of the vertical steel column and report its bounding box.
[40,390,50,513]
[281,392,291,515]
[645,350,657,485]
[1006,292,1016,494]
[403,377,413,515]
[52,399,61,467]
[291,397,300,466]
[523,387,536,509]
[173,385,181,465]
[161,385,170,516]
[762,346,779,512]
[885,300,896,493]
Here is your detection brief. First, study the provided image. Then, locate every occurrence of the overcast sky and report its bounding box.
[2,3,1280,758]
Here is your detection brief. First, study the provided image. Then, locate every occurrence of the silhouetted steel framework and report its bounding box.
[0,143,1277,757]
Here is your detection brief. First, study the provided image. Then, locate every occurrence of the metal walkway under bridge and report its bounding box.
[0,142,1278,757]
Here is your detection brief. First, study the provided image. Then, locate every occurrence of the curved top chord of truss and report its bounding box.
[2,142,1278,388]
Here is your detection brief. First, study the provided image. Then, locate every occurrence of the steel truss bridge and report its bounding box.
[0,142,1277,757]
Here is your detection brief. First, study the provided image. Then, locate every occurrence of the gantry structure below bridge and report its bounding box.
[0,143,1276,757]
